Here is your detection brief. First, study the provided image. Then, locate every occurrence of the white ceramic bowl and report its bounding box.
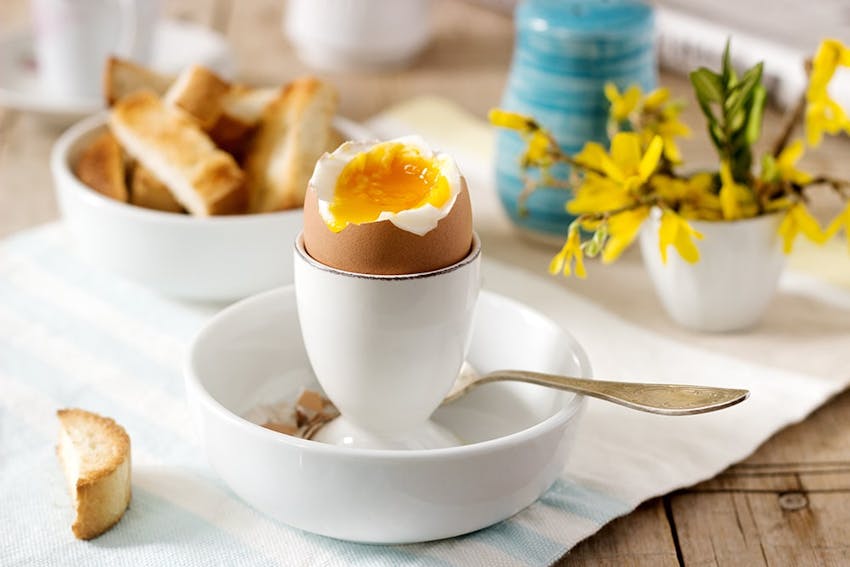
[51,113,369,302]
[185,285,591,543]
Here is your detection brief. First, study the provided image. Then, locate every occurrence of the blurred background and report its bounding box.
[0,0,846,237]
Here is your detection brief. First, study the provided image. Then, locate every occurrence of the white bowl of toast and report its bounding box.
[52,58,369,301]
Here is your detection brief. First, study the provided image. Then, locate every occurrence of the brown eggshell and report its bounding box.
[303,177,474,275]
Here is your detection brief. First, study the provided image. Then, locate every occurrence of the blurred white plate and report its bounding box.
[0,19,235,123]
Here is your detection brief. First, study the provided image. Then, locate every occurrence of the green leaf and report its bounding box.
[738,62,763,94]
[709,122,725,148]
[721,39,737,86]
[723,65,761,120]
[761,154,778,183]
[729,108,746,132]
[690,68,724,103]
[745,84,767,145]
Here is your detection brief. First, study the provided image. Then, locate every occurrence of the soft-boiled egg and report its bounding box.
[302,136,473,275]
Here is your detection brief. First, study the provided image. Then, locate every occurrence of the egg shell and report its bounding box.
[302,177,474,275]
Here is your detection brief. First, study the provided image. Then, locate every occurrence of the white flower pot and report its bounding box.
[639,209,785,332]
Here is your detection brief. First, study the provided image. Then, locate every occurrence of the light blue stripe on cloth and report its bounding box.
[464,520,567,566]
[541,479,632,524]
[0,277,185,398]
[304,537,457,567]
[0,224,631,566]
[3,226,205,342]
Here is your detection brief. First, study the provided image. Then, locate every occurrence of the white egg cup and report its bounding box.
[293,232,481,449]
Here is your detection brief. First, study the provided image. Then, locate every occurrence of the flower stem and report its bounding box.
[771,91,807,157]
[771,59,811,157]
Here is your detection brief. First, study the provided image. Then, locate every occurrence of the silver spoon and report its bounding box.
[304,364,749,439]
[444,363,749,416]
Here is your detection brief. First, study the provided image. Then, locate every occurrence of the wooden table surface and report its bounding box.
[2,1,849,565]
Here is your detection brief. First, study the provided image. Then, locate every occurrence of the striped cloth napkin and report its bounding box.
[2,98,850,566]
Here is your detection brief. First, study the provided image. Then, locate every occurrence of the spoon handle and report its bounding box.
[482,371,749,415]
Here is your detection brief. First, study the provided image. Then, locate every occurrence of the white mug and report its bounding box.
[31,0,160,99]
[284,0,432,71]
[294,233,481,438]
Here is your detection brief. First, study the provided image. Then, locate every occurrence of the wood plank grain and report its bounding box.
[672,490,850,566]
[559,500,680,566]
[671,390,850,566]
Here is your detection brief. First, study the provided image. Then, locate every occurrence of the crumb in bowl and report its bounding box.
[244,388,339,440]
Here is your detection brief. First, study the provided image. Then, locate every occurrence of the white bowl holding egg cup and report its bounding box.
[294,232,481,448]
[50,113,369,302]
[185,285,590,543]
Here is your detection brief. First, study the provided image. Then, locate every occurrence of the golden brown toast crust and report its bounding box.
[244,77,338,213]
[103,56,172,106]
[110,90,246,215]
[74,132,128,202]
[130,165,185,213]
[166,65,231,130]
[57,409,132,540]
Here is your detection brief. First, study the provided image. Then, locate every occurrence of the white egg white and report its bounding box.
[307,135,462,236]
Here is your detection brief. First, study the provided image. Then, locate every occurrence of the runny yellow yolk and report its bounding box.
[326,142,451,232]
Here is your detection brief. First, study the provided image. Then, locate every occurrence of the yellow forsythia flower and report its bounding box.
[658,209,703,264]
[549,225,586,278]
[718,161,756,220]
[825,201,850,251]
[805,39,850,146]
[775,140,813,185]
[601,207,650,263]
[568,133,662,216]
[805,98,850,147]
[489,108,556,168]
[651,173,722,220]
[650,105,691,164]
[567,175,632,215]
[778,203,828,253]
[604,83,641,122]
[488,109,536,132]
[642,87,670,111]
[524,130,553,166]
[579,133,662,187]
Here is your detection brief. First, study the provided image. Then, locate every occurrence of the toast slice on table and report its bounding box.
[103,56,172,106]
[110,90,247,216]
[57,409,131,540]
[244,77,338,212]
[74,132,128,202]
[130,164,185,213]
[210,86,280,157]
[164,65,231,130]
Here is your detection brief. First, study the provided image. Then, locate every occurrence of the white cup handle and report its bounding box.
[114,0,138,58]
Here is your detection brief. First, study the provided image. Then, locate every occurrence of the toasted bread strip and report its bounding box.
[110,90,246,216]
[57,409,131,540]
[103,56,173,106]
[130,165,185,213]
[244,78,338,212]
[221,86,280,124]
[164,65,231,130]
[209,86,280,156]
[74,132,129,202]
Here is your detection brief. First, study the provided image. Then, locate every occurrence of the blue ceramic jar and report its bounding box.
[496,0,656,242]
